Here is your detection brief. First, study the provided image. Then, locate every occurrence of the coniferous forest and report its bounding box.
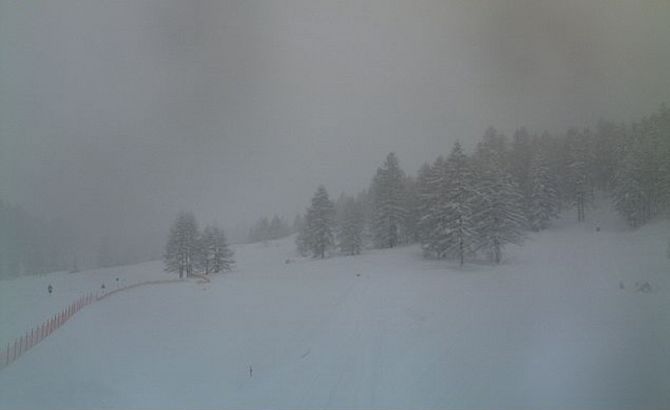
[297,105,670,265]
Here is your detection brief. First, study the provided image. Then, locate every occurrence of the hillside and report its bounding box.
[0,202,669,409]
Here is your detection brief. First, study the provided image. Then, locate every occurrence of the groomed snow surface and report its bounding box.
[1,203,669,409]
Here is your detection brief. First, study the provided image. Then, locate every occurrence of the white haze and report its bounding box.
[1,0,669,265]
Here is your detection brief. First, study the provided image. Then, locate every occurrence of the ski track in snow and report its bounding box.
[0,204,669,409]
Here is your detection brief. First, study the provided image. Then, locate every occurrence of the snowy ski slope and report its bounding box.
[0,203,669,409]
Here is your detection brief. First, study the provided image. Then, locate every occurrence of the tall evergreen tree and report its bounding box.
[565,128,594,222]
[337,196,365,255]
[164,211,199,278]
[196,225,234,274]
[473,130,526,263]
[304,185,335,258]
[371,153,407,249]
[420,143,477,266]
[509,127,533,213]
[402,175,420,244]
[414,162,435,246]
[417,157,446,257]
[527,149,559,231]
[295,219,310,257]
[613,147,647,228]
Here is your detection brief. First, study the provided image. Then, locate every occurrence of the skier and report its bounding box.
[48,284,53,294]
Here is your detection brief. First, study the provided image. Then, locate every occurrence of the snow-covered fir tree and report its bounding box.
[613,145,648,228]
[509,127,533,212]
[196,225,234,274]
[164,211,199,278]
[472,130,526,263]
[565,128,594,222]
[295,219,310,257]
[527,149,559,231]
[420,143,477,266]
[337,196,365,255]
[303,185,335,258]
[416,158,449,255]
[610,108,670,227]
[417,161,440,257]
[401,175,420,244]
[371,153,407,249]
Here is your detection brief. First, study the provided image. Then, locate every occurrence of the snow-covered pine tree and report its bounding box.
[417,156,447,258]
[402,175,420,244]
[164,211,199,278]
[210,226,234,273]
[304,185,335,258]
[472,131,526,263]
[196,225,234,274]
[371,153,407,249]
[355,189,374,248]
[565,128,594,222]
[613,144,647,228]
[658,114,670,215]
[509,127,533,213]
[295,218,310,257]
[414,162,436,247]
[195,226,215,275]
[337,196,365,255]
[421,143,477,266]
[592,120,620,191]
[527,149,559,231]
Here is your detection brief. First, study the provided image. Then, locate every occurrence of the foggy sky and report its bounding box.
[1,0,669,260]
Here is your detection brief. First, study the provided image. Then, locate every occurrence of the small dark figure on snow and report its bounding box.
[249,365,253,378]
[101,283,106,290]
[48,284,53,294]
[115,277,119,282]
[596,226,601,232]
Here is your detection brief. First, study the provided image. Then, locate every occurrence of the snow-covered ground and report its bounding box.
[1,203,669,409]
